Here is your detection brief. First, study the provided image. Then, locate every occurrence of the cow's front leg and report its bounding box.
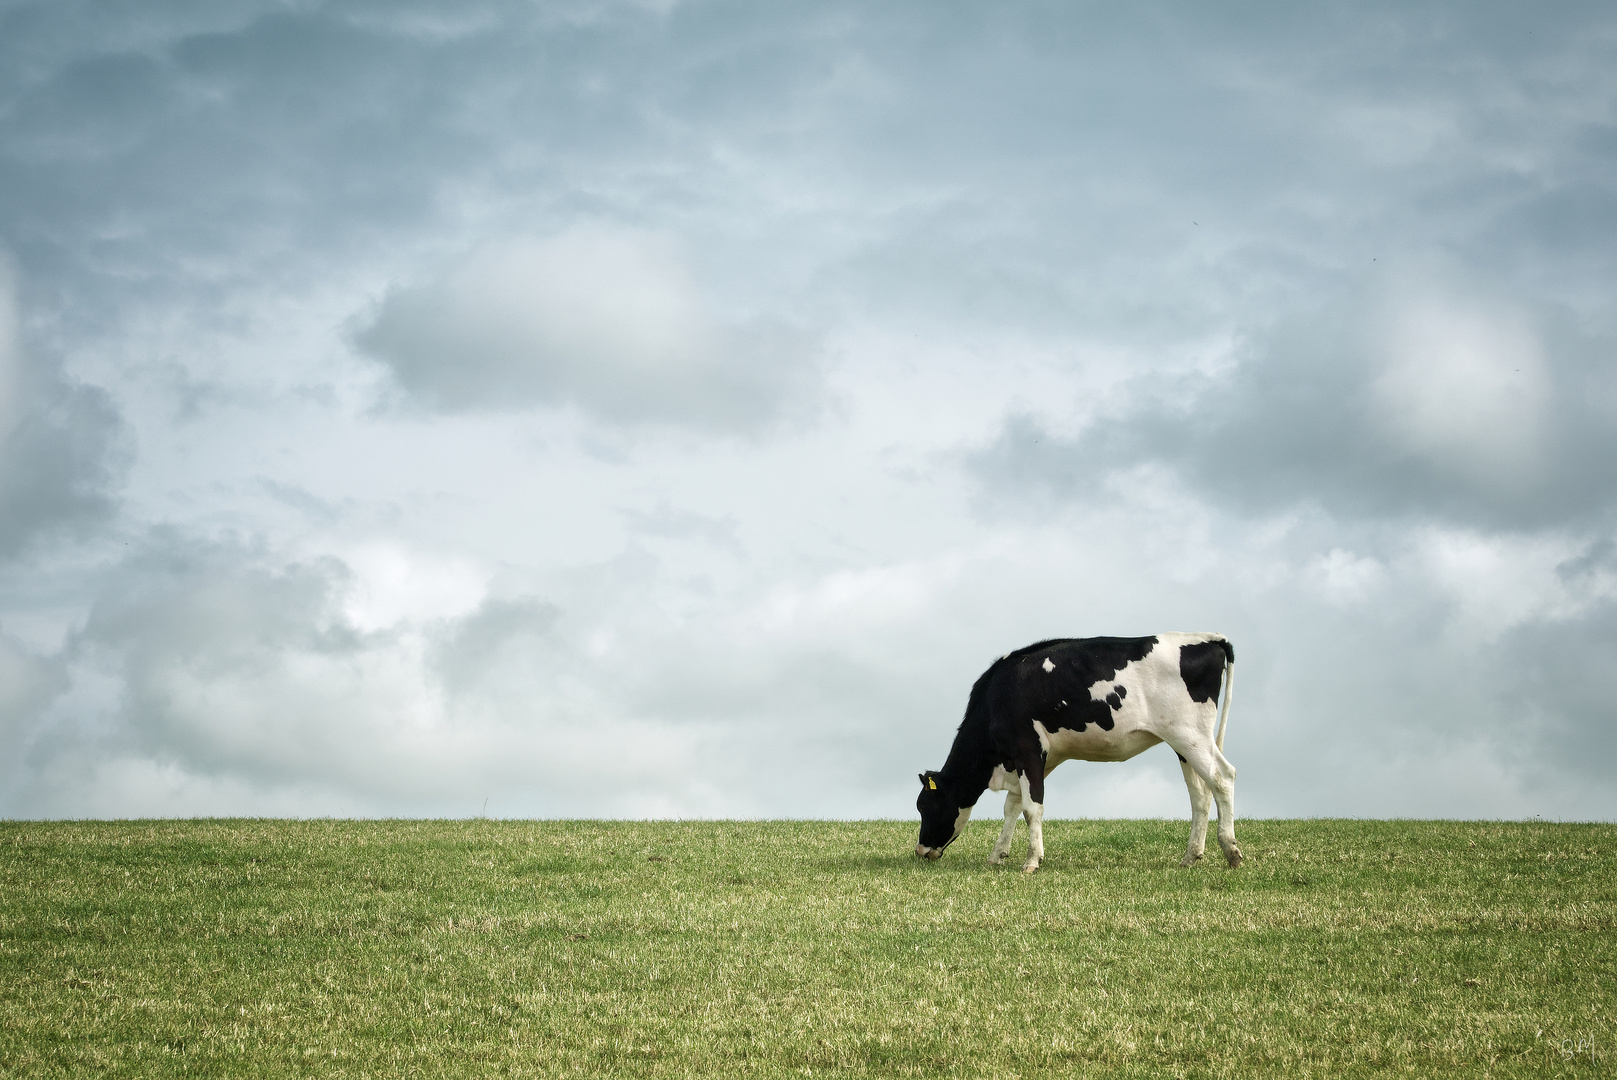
[988,785,1022,865]
[1019,769,1046,874]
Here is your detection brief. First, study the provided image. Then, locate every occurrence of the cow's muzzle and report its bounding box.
[915,844,943,860]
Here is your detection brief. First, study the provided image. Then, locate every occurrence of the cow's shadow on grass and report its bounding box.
[826,850,1023,875]
[805,821,1234,876]
[824,844,1229,877]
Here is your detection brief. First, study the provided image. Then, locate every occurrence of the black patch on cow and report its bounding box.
[995,636,1157,737]
[1178,640,1229,704]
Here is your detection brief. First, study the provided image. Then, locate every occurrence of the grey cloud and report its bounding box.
[1557,536,1617,586]
[428,595,560,695]
[0,631,68,747]
[70,533,371,789]
[0,630,70,821]
[970,271,1617,530]
[355,231,822,431]
[622,502,742,554]
[255,477,353,524]
[1492,591,1617,794]
[0,375,126,557]
[0,1,861,321]
[6,0,1614,345]
[0,264,128,558]
[804,4,1617,335]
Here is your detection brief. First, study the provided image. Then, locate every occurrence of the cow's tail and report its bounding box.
[1214,637,1235,753]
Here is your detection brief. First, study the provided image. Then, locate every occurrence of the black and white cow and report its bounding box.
[916,633,1240,872]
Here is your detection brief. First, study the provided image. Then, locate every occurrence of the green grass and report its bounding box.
[1,819,1613,1078]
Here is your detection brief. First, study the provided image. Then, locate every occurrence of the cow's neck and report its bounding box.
[938,709,995,809]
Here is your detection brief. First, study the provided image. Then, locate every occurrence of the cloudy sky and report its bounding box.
[2,0,1615,821]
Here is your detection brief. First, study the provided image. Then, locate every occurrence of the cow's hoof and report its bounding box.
[1180,851,1204,867]
[1224,847,1243,869]
[1021,860,1040,874]
[988,852,1006,866]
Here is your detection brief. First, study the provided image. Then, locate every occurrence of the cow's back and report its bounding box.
[990,633,1229,766]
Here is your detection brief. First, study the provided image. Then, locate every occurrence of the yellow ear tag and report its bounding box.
[927,778,937,790]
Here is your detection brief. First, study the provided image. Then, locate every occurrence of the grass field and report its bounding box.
[1,818,1612,1078]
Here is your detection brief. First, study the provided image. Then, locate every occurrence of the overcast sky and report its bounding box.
[2,0,1615,821]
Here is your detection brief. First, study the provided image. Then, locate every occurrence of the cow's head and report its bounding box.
[915,771,971,860]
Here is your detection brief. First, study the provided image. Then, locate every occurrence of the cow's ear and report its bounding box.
[918,772,927,785]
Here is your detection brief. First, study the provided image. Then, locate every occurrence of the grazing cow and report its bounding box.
[915,633,1240,872]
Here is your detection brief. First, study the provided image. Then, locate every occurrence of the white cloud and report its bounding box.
[1373,291,1550,487]
[1306,548,1387,606]
[1409,526,1596,641]
[754,557,962,636]
[339,541,487,632]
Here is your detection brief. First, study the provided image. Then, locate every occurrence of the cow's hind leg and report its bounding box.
[1177,754,1212,866]
[989,783,1022,865]
[1173,741,1241,868]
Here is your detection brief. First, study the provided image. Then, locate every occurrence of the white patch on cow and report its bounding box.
[988,764,1019,793]
[1042,657,1055,673]
[953,805,973,837]
[1031,720,1053,757]
[1043,724,1164,764]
